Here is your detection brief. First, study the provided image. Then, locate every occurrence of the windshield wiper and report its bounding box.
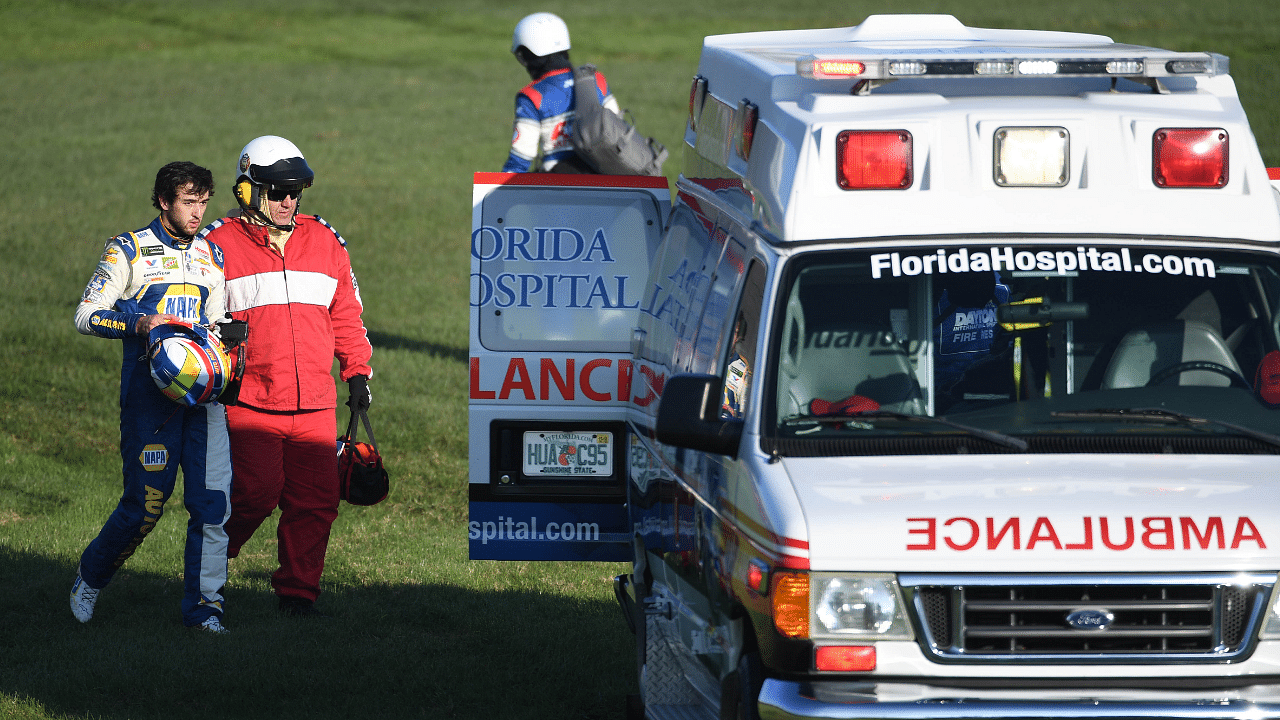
[783,410,1028,451]
[1050,407,1280,450]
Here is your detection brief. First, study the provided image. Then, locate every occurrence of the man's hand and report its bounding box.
[135,314,181,335]
[346,375,371,413]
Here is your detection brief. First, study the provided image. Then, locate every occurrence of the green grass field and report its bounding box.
[2,1,1278,718]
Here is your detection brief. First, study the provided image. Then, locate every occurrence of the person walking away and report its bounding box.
[201,135,373,617]
[70,161,233,634]
[501,12,621,173]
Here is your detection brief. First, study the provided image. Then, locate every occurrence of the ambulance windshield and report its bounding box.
[768,242,1280,454]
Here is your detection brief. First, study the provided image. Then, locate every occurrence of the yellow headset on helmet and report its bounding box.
[233,135,314,230]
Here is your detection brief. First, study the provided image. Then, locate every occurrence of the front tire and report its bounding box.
[720,651,763,720]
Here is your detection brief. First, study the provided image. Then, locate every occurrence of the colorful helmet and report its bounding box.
[232,135,314,230]
[147,322,233,406]
[512,12,570,57]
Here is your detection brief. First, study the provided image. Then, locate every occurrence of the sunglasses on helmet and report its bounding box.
[266,184,308,202]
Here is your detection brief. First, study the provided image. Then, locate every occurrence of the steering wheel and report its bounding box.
[1145,361,1251,389]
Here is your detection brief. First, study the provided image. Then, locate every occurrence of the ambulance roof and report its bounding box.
[685,15,1280,244]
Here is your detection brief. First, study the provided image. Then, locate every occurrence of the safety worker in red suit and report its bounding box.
[200,135,373,617]
[502,11,621,173]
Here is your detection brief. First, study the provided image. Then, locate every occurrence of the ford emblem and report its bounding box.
[1065,608,1115,631]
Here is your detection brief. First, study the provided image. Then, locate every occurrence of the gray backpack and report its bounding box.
[571,65,668,176]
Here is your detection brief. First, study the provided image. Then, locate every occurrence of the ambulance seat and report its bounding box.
[780,323,925,417]
[1100,320,1243,388]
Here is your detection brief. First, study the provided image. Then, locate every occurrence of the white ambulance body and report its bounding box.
[469,15,1280,720]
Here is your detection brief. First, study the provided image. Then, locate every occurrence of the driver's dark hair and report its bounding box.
[152,161,215,210]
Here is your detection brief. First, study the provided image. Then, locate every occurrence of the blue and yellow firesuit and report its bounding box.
[73,217,232,627]
[502,66,621,173]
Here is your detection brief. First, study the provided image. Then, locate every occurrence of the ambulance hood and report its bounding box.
[780,454,1280,573]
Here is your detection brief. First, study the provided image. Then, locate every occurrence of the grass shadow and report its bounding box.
[0,546,635,720]
[367,330,468,365]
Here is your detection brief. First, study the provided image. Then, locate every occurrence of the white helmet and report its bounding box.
[233,135,314,230]
[511,12,570,57]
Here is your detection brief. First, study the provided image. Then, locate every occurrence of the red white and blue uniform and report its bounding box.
[503,67,621,173]
[201,213,372,604]
[73,217,232,627]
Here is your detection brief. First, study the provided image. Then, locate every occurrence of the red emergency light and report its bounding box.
[746,559,769,594]
[1153,128,1228,188]
[814,59,866,79]
[815,645,876,672]
[837,130,913,190]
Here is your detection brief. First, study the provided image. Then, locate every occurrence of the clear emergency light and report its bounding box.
[1153,128,1228,187]
[837,131,912,190]
[995,127,1069,187]
[797,51,1226,80]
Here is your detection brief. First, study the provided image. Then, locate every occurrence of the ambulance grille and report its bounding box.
[902,575,1272,662]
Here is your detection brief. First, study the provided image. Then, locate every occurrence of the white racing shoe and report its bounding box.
[70,568,100,623]
[197,615,229,634]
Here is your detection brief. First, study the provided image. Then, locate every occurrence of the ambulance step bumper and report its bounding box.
[757,680,1280,720]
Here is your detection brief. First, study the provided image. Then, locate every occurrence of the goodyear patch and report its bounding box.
[139,444,168,472]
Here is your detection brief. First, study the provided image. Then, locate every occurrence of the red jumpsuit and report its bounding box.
[203,213,372,602]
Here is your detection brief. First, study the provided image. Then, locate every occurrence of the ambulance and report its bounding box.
[469,14,1280,720]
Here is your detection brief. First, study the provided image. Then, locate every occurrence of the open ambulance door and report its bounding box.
[468,173,671,561]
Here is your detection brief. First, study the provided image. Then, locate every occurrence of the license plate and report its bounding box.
[523,431,613,477]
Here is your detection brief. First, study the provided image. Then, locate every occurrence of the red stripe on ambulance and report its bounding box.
[906,516,1266,551]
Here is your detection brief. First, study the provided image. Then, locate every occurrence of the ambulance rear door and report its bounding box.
[468,173,670,561]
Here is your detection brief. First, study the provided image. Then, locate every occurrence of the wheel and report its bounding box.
[719,651,763,720]
[625,693,645,720]
[1145,361,1250,388]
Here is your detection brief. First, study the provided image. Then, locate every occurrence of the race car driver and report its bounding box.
[502,11,622,173]
[201,135,373,617]
[70,161,233,634]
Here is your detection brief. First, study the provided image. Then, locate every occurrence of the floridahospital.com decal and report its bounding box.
[870,246,1218,279]
[469,515,601,545]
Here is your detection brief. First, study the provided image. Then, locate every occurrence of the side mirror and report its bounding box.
[655,374,743,457]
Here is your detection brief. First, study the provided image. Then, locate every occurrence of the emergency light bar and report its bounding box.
[797,51,1227,80]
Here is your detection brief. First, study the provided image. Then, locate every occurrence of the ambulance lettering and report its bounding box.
[906,516,1266,550]
[639,257,710,334]
[870,247,1216,279]
[469,356,665,406]
[468,516,602,544]
[470,225,639,309]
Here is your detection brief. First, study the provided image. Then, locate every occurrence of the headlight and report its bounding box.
[811,573,913,640]
[1259,574,1280,639]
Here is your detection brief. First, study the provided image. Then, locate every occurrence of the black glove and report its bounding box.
[216,313,249,345]
[347,375,371,414]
